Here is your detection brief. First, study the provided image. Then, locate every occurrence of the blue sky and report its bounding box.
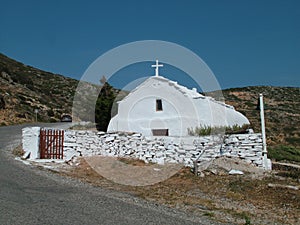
[0,0,299,90]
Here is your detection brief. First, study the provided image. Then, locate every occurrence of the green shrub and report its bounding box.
[49,118,58,123]
[244,216,251,225]
[286,137,300,146]
[188,124,250,136]
[226,124,251,134]
[47,109,55,117]
[268,145,300,163]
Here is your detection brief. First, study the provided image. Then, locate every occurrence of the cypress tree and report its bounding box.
[95,82,116,131]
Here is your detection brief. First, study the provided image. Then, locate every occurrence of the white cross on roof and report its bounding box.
[151,59,163,77]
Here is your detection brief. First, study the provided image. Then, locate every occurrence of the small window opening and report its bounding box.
[156,99,163,111]
[152,129,169,136]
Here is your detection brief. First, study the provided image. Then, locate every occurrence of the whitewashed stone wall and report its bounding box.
[64,130,266,168]
[22,127,269,169]
[22,127,41,159]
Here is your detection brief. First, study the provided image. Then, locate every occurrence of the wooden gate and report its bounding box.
[39,128,64,159]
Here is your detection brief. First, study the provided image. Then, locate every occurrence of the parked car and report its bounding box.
[61,115,72,122]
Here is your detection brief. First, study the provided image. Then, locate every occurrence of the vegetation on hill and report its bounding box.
[0,53,79,124]
[220,86,300,149]
[219,86,300,163]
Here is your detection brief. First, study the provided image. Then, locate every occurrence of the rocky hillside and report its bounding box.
[221,86,300,147]
[0,53,79,125]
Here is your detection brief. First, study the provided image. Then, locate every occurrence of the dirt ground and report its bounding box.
[40,156,299,225]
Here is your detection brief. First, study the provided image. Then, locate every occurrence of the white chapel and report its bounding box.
[107,60,250,136]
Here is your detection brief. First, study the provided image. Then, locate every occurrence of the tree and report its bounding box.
[100,75,107,85]
[95,82,116,131]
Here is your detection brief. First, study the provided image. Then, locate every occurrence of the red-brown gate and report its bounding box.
[39,128,64,159]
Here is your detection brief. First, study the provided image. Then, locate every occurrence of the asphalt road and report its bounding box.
[0,123,220,225]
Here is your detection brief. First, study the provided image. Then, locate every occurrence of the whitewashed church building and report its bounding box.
[108,60,250,136]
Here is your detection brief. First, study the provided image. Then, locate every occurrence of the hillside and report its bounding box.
[0,53,79,125]
[221,86,300,148]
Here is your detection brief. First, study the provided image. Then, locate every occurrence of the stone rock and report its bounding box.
[97,131,106,135]
[165,158,178,164]
[105,136,115,142]
[156,157,164,165]
[64,142,78,147]
[249,135,257,140]
[226,136,239,144]
[185,145,196,151]
[176,148,185,154]
[247,129,254,134]
[155,152,164,157]
[229,169,244,175]
[1,71,12,82]
[236,135,246,140]
[21,151,30,160]
[253,160,262,166]
[198,172,205,177]
[158,146,165,150]
[166,150,175,155]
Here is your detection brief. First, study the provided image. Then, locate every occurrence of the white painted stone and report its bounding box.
[105,136,115,142]
[226,136,239,143]
[223,152,232,157]
[158,146,165,150]
[22,127,40,160]
[165,158,178,164]
[156,157,165,165]
[229,169,244,175]
[176,149,186,154]
[248,135,258,140]
[64,142,79,147]
[155,152,164,157]
[64,149,79,161]
[190,150,201,155]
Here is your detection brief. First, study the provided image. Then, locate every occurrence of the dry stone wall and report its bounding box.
[22,127,269,169]
[64,130,266,168]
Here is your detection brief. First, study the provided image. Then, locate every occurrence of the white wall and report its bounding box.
[22,127,40,159]
[21,127,271,170]
[109,77,198,136]
[108,76,249,136]
[63,130,269,169]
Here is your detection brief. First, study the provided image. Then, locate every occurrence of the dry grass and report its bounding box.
[59,157,300,225]
[12,144,25,157]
